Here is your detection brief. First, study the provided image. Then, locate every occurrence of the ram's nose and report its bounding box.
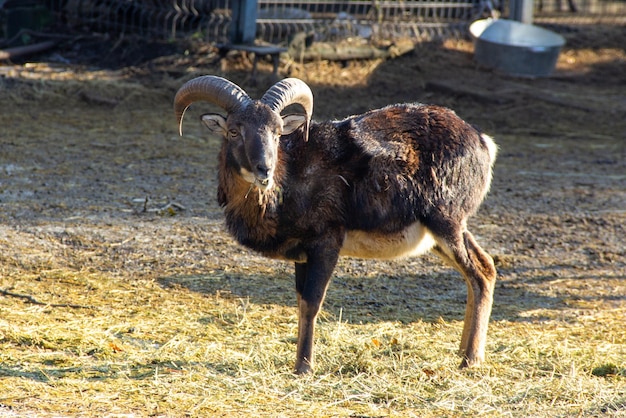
[255,164,271,180]
[254,164,273,190]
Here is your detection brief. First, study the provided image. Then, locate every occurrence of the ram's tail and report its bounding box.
[480,133,498,166]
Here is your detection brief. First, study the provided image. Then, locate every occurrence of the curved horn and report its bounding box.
[261,78,313,141]
[174,75,252,136]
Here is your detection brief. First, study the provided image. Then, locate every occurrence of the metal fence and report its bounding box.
[16,0,626,44]
[43,0,231,40]
[255,0,489,42]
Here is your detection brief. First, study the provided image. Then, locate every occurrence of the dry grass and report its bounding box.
[1,32,626,417]
[1,251,625,417]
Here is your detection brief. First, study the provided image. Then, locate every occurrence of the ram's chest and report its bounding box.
[340,222,436,260]
[224,197,278,240]
[220,184,277,242]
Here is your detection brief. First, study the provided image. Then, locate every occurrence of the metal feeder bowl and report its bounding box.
[469,18,566,77]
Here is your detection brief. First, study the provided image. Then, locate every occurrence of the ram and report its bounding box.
[174,76,498,374]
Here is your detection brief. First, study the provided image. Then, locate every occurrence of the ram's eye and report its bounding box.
[228,129,238,138]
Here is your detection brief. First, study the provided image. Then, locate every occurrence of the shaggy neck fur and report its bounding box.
[217,145,287,246]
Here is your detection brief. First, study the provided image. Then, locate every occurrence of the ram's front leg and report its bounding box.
[294,244,340,374]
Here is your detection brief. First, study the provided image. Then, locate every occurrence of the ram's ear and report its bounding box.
[201,113,228,136]
[282,114,307,135]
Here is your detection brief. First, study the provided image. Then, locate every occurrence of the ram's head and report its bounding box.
[174,76,313,191]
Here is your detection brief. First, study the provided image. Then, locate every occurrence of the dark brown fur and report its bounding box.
[212,102,497,373]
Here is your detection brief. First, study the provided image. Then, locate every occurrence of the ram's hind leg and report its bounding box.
[432,246,476,358]
[432,228,496,368]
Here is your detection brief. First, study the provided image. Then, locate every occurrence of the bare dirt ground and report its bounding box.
[0,20,625,416]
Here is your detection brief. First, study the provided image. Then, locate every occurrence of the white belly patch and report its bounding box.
[340,222,436,260]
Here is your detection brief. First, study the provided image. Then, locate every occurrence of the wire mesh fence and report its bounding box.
[255,0,488,42]
[535,0,626,14]
[44,0,232,40]
[7,0,626,44]
[39,0,485,42]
